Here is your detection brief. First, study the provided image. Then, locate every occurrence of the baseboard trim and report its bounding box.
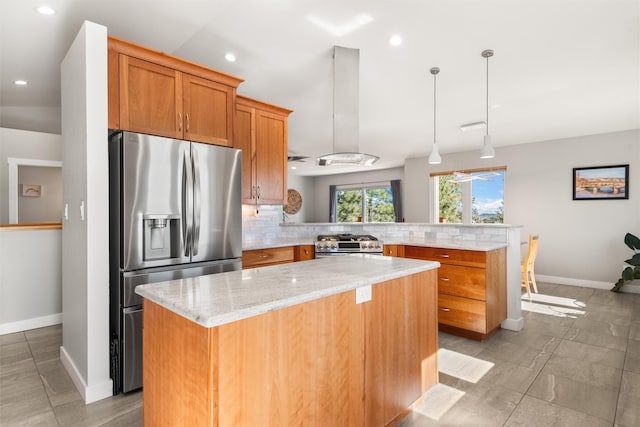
[536,275,613,290]
[0,313,62,335]
[60,345,113,404]
[501,316,524,332]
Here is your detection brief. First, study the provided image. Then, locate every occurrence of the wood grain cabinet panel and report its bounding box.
[294,245,315,261]
[182,74,233,146]
[437,264,486,300]
[403,245,506,340]
[142,271,438,426]
[242,246,295,269]
[119,55,183,139]
[235,96,292,205]
[438,293,487,334]
[108,36,241,146]
[383,244,404,257]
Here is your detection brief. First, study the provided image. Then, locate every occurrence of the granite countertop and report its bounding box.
[384,238,507,251]
[243,238,507,251]
[135,255,439,328]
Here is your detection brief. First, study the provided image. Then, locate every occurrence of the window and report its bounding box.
[335,184,396,223]
[431,168,505,224]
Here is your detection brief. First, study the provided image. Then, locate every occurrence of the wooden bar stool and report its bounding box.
[522,235,539,299]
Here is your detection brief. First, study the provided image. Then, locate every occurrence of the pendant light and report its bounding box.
[428,67,442,164]
[480,49,495,159]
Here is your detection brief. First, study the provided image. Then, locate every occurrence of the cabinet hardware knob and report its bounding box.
[178,113,183,132]
[186,113,190,132]
[440,277,450,282]
[437,254,450,258]
[439,307,451,312]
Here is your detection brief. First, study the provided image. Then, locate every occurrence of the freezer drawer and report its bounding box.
[122,307,143,393]
[122,258,242,308]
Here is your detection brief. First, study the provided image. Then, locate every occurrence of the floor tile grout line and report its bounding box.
[23,330,63,427]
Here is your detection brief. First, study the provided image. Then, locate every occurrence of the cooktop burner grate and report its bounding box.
[316,233,379,242]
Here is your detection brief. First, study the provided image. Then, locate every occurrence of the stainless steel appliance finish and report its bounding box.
[314,233,383,257]
[109,131,242,394]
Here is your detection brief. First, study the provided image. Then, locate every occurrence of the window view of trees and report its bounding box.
[434,169,505,224]
[336,187,395,223]
[438,176,462,223]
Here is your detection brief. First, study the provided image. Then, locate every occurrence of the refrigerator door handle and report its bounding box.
[192,147,201,256]
[182,146,193,256]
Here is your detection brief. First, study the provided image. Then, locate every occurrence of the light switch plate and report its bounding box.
[355,285,372,304]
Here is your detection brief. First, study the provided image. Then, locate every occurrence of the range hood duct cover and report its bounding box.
[316,46,379,166]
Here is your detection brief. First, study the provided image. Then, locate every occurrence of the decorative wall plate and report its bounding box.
[283,188,302,214]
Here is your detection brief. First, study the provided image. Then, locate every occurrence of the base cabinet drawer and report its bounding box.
[438,294,487,334]
[242,246,294,269]
[438,264,486,300]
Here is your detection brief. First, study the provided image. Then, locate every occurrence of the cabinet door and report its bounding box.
[438,294,487,334]
[295,245,315,261]
[119,55,183,139]
[255,110,287,205]
[183,74,233,146]
[234,105,256,203]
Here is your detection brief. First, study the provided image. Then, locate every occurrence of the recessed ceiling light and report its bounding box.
[36,5,56,15]
[290,166,297,170]
[225,53,236,62]
[14,80,28,86]
[389,35,402,46]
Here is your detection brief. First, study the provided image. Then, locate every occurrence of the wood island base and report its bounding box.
[142,270,438,426]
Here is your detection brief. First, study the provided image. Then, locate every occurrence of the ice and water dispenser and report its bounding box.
[142,214,180,261]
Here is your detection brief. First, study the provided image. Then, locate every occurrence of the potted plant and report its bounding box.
[611,232,640,292]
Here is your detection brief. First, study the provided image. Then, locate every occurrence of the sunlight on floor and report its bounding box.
[437,348,495,383]
[413,383,465,421]
[521,292,586,318]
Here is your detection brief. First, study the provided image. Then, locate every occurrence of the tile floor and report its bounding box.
[1,282,639,426]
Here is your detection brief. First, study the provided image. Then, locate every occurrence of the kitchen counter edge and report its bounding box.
[135,255,439,328]
[244,238,507,251]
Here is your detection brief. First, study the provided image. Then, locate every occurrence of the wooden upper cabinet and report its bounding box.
[108,36,242,146]
[235,104,257,203]
[119,55,183,139]
[235,96,292,205]
[255,109,287,204]
[182,74,233,146]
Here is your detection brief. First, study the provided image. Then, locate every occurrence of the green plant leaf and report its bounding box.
[624,233,640,251]
[622,266,634,281]
[627,253,640,267]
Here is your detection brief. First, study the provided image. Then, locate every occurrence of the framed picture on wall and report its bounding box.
[21,184,42,197]
[573,164,629,200]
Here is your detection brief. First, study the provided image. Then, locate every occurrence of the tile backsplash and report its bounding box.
[242,204,515,248]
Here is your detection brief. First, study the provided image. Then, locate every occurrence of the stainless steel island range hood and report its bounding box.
[316,46,379,166]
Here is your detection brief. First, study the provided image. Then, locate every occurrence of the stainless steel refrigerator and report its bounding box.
[108,131,242,393]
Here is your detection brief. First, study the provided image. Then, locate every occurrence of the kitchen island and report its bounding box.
[136,255,440,426]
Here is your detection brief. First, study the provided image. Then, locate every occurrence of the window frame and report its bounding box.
[430,166,506,224]
[334,181,395,223]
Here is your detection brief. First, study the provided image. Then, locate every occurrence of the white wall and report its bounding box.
[0,106,62,135]
[60,21,112,404]
[404,129,640,284]
[0,229,62,334]
[310,167,404,222]
[286,174,315,223]
[0,127,61,223]
[17,165,63,223]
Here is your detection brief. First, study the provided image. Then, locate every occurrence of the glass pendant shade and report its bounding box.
[480,134,495,159]
[428,143,441,164]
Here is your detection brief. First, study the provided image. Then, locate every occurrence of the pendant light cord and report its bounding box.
[486,54,489,136]
[433,71,437,146]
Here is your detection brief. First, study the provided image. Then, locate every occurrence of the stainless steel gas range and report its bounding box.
[314,233,383,257]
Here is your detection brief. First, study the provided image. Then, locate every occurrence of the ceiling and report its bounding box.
[1,0,639,176]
